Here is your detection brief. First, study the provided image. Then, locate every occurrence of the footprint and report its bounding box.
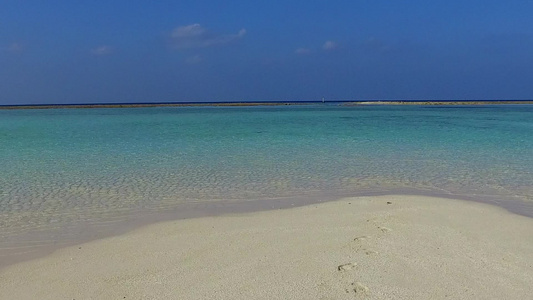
[353,236,369,252]
[364,250,378,256]
[337,262,357,271]
[378,226,392,233]
[352,282,370,297]
[353,236,369,242]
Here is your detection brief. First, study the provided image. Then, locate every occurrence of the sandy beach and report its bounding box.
[1,195,533,299]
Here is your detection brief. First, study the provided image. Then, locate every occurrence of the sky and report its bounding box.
[1,1,533,105]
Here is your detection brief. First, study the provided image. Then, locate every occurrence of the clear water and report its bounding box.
[1,104,532,256]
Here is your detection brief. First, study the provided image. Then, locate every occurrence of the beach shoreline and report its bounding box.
[1,188,532,270]
[2,194,533,299]
[2,188,532,271]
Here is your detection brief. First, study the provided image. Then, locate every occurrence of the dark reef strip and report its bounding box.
[0,102,300,110]
[1,100,532,110]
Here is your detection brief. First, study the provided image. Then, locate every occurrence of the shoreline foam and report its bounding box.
[2,195,532,299]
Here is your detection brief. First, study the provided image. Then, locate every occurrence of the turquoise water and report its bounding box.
[1,104,533,254]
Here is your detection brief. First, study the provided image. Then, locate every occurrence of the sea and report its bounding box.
[1,104,532,264]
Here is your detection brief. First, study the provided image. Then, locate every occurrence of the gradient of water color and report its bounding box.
[1,104,532,254]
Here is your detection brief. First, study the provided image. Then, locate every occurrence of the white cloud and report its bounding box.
[295,48,311,55]
[322,40,338,51]
[172,24,206,38]
[91,45,114,56]
[170,24,246,49]
[185,55,202,64]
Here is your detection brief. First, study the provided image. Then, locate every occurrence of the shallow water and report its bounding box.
[1,104,532,261]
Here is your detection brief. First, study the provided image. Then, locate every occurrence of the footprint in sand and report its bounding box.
[352,282,370,297]
[352,236,378,256]
[353,236,369,242]
[337,262,357,271]
[378,226,392,233]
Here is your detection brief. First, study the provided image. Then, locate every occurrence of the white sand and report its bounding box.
[1,195,533,299]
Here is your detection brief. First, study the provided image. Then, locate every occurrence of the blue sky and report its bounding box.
[1,1,533,104]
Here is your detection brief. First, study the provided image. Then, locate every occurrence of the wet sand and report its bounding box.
[1,195,532,299]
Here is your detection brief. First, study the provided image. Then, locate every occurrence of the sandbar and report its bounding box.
[1,195,532,299]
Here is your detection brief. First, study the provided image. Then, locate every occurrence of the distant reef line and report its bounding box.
[0,102,293,110]
[1,100,532,110]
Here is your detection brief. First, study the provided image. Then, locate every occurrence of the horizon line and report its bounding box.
[1,99,533,110]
